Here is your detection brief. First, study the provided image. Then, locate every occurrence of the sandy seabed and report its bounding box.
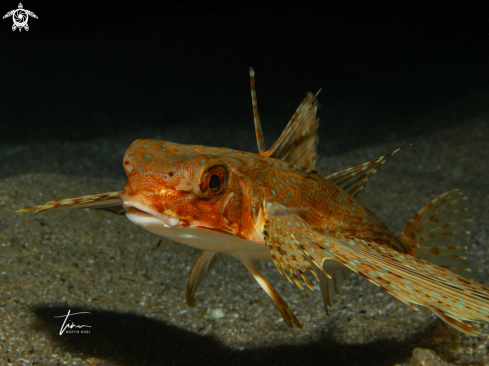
[1,117,489,365]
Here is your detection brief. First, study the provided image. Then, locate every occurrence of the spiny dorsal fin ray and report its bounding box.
[325,145,410,200]
[16,191,124,214]
[263,202,489,335]
[249,67,320,170]
[249,67,266,154]
[399,189,473,277]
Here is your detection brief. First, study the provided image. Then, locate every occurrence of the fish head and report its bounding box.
[121,139,265,249]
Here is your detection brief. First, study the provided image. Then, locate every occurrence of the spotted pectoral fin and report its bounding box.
[263,202,489,335]
[263,203,318,288]
[430,307,481,335]
[186,251,219,307]
[321,233,489,335]
[263,202,351,316]
[16,191,125,215]
[325,145,409,200]
[249,68,320,170]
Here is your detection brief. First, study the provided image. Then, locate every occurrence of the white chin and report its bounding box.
[123,201,180,227]
[126,212,174,229]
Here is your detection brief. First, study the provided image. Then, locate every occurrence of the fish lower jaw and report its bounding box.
[123,202,180,227]
[121,199,271,261]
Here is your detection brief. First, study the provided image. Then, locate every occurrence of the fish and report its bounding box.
[17,68,489,336]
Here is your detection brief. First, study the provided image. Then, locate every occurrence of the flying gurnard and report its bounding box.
[18,68,489,335]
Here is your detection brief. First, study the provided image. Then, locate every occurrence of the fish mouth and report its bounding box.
[122,199,180,228]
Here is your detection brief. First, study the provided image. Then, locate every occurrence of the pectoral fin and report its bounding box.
[263,201,489,335]
[325,232,489,335]
[263,202,352,315]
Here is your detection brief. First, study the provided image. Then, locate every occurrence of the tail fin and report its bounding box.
[399,189,472,277]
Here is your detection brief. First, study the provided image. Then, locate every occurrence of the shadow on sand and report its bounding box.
[32,305,438,366]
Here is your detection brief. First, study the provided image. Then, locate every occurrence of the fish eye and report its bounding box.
[209,174,220,190]
[201,166,227,199]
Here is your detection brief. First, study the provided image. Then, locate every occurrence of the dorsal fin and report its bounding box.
[249,67,320,170]
[325,145,410,200]
[249,67,267,154]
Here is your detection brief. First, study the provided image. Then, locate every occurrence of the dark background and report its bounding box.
[1,0,487,168]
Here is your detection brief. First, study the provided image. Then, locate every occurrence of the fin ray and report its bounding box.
[312,262,350,315]
[399,189,472,276]
[249,67,266,154]
[17,191,124,214]
[239,254,302,328]
[262,201,489,335]
[249,68,320,170]
[186,251,219,307]
[325,145,410,200]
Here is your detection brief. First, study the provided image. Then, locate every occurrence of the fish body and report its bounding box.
[121,140,402,259]
[17,69,489,335]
